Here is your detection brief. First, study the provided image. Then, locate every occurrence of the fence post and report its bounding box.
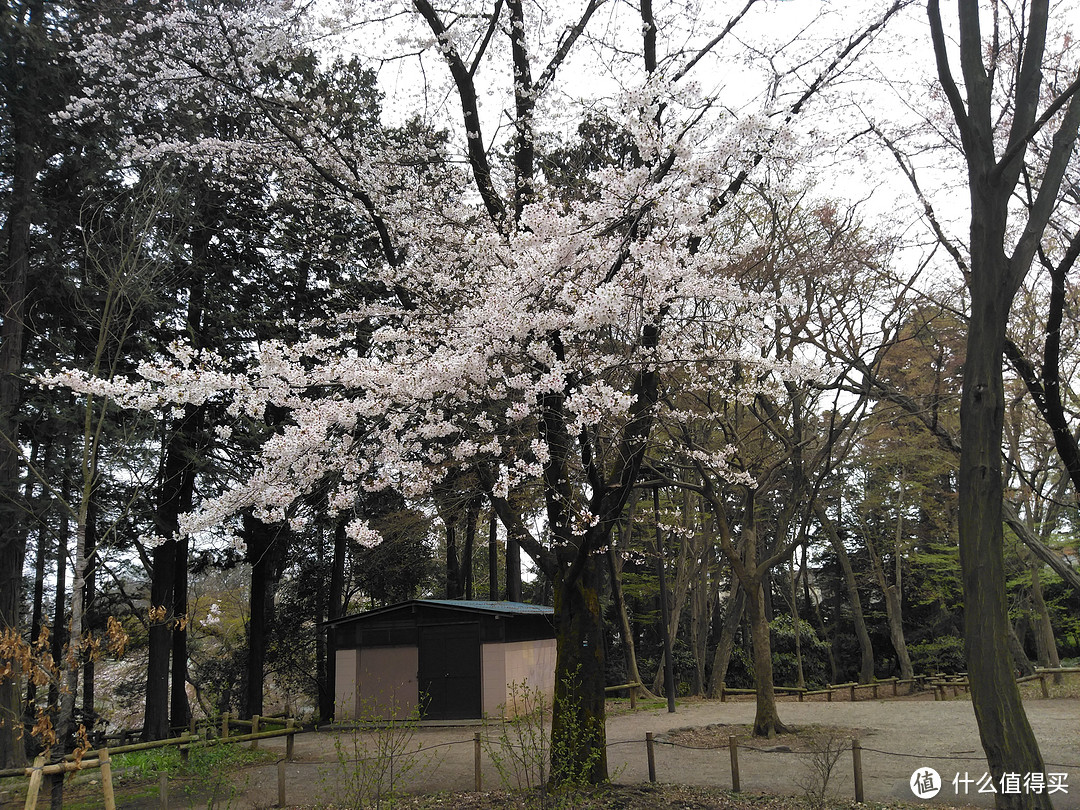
[852,739,864,803]
[1040,674,1049,698]
[827,689,833,703]
[849,684,856,702]
[251,715,261,750]
[189,714,196,735]
[286,719,295,761]
[180,732,191,765]
[646,732,656,783]
[222,712,230,739]
[159,772,168,810]
[720,685,726,703]
[630,683,637,710]
[100,748,117,810]
[278,759,286,807]
[474,732,482,791]
[728,735,740,792]
[24,755,46,810]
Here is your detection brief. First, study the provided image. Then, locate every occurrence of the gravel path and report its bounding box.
[228,695,1080,809]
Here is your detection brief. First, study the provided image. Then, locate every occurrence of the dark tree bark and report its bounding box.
[487,508,499,600]
[242,514,287,719]
[445,518,460,599]
[323,519,346,720]
[0,0,46,768]
[505,531,521,602]
[169,530,190,733]
[814,505,876,685]
[461,497,478,600]
[24,441,46,715]
[143,535,175,740]
[707,580,746,697]
[927,1,1080,806]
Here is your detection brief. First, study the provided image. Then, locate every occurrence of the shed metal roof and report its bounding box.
[323,599,553,627]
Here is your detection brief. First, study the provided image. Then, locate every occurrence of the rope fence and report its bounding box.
[5,724,1075,809]
[3,669,1078,809]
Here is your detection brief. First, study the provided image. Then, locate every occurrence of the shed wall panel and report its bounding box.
[359,645,419,720]
[334,648,360,720]
[481,639,556,718]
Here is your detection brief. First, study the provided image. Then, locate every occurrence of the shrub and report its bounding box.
[909,635,966,674]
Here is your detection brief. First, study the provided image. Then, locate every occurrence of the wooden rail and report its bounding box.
[0,717,298,808]
[604,681,643,709]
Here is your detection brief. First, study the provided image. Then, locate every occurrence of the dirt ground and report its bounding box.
[213,692,1080,810]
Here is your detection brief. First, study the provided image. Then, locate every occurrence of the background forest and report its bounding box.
[1,0,1079,798]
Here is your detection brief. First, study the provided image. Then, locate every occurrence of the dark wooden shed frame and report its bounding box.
[326,599,556,721]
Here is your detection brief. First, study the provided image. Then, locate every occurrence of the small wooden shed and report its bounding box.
[326,599,556,721]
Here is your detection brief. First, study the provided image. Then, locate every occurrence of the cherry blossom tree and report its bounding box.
[51,0,911,778]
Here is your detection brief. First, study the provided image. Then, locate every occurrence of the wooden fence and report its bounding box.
[0,715,298,810]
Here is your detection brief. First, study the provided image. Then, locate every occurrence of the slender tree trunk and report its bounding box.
[488,508,499,600]
[790,556,804,690]
[25,441,47,715]
[707,579,745,697]
[445,518,460,599]
[48,477,70,716]
[1028,556,1060,677]
[81,543,96,733]
[324,519,346,720]
[690,551,710,696]
[866,479,914,679]
[461,498,478,600]
[815,504,874,683]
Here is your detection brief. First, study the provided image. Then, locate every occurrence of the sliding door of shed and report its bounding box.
[418,623,482,719]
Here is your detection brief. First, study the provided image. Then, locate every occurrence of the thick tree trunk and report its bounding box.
[550,552,607,785]
[169,532,190,733]
[144,538,175,739]
[745,576,787,737]
[959,256,1049,810]
[243,514,284,719]
[0,2,45,768]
